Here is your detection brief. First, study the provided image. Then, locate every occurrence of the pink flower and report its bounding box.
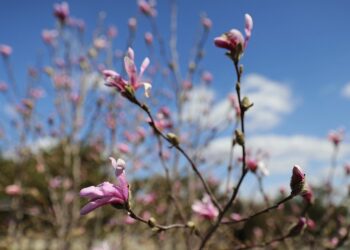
[0,82,8,92]
[214,13,253,53]
[117,143,130,154]
[290,165,306,196]
[108,26,118,38]
[124,215,136,225]
[230,213,242,221]
[103,48,151,98]
[5,184,22,196]
[144,32,153,45]
[0,44,12,57]
[328,129,344,146]
[288,217,306,236]
[301,184,313,204]
[246,158,258,172]
[192,195,219,220]
[202,71,213,84]
[42,29,58,45]
[138,0,157,17]
[201,17,212,30]
[128,17,137,30]
[94,37,108,50]
[53,2,69,23]
[345,163,350,175]
[80,157,129,215]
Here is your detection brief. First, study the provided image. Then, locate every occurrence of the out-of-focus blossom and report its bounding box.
[49,177,62,189]
[202,71,213,84]
[137,192,157,205]
[328,129,344,146]
[138,0,157,17]
[128,17,137,30]
[80,157,129,215]
[301,184,313,204]
[344,163,350,175]
[42,29,58,45]
[290,165,305,196]
[117,143,130,154]
[288,217,306,236]
[159,107,171,118]
[182,80,192,90]
[230,213,241,221]
[214,13,253,57]
[103,48,151,98]
[53,74,72,89]
[144,32,153,45]
[30,88,45,99]
[0,44,12,57]
[201,17,212,30]
[94,37,108,50]
[53,2,69,23]
[192,195,218,220]
[108,26,118,38]
[0,82,8,92]
[124,215,136,225]
[5,184,22,196]
[307,218,316,230]
[67,18,85,31]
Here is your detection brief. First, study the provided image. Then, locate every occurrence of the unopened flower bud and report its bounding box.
[290,165,306,196]
[167,133,179,146]
[242,96,253,112]
[288,217,306,237]
[148,217,157,228]
[186,221,196,229]
[235,130,244,146]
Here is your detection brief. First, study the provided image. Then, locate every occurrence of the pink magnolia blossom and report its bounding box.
[192,195,219,220]
[214,13,253,53]
[0,82,8,92]
[117,143,130,154]
[0,44,12,57]
[344,163,350,175]
[108,26,118,38]
[328,129,344,146]
[202,71,213,84]
[124,215,136,225]
[128,17,137,30]
[288,217,307,236]
[80,157,129,215]
[230,213,242,221]
[53,2,69,23]
[42,29,58,45]
[94,37,108,50]
[144,32,153,45]
[201,17,212,30]
[138,0,157,17]
[5,184,22,196]
[290,165,306,196]
[103,48,151,98]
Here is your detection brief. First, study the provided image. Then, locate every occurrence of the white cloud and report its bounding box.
[242,74,295,131]
[3,136,59,160]
[341,82,350,98]
[204,134,350,181]
[180,73,295,132]
[180,86,234,129]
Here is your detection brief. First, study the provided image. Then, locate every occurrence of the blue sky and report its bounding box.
[1,0,349,135]
[1,0,350,194]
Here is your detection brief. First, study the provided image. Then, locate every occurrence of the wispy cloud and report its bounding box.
[341,82,350,98]
[242,73,295,132]
[204,134,350,182]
